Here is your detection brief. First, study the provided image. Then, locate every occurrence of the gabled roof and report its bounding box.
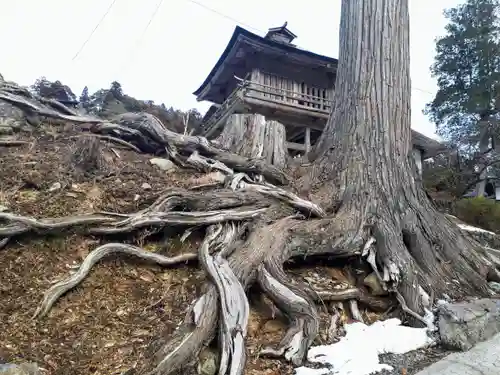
[193,26,338,101]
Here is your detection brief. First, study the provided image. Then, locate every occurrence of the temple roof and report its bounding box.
[412,130,447,159]
[193,25,338,103]
[264,22,297,44]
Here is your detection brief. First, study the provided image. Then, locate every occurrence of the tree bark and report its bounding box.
[216,114,287,169]
[307,0,494,315]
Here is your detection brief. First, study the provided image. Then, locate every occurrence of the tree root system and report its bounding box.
[1,83,499,375]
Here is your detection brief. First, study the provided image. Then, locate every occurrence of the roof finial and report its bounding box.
[283,21,288,28]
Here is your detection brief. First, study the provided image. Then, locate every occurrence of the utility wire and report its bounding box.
[184,0,436,95]
[118,0,165,76]
[185,0,264,33]
[72,0,119,61]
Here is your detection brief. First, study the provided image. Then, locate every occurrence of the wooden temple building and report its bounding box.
[193,23,445,172]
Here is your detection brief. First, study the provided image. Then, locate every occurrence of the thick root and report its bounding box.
[137,219,297,375]
[92,113,290,185]
[257,264,319,366]
[198,224,249,375]
[33,243,197,319]
[0,198,267,240]
[228,173,325,218]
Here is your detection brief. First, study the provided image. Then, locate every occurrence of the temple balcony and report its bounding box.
[201,73,334,142]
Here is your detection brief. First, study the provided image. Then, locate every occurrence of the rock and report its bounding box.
[48,182,62,192]
[489,281,500,294]
[438,298,500,351]
[197,347,218,375]
[0,101,25,129]
[141,182,152,190]
[262,318,287,334]
[363,272,387,296]
[0,205,7,212]
[0,126,13,135]
[149,158,176,172]
[0,362,39,375]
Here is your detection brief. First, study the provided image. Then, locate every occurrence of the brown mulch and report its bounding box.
[0,127,297,375]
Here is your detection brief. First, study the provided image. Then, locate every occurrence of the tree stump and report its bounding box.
[216,114,287,169]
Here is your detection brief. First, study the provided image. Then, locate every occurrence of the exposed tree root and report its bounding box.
[257,265,319,365]
[91,113,289,185]
[198,224,249,375]
[0,206,266,239]
[33,243,198,319]
[2,81,500,375]
[228,173,325,218]
[0,140,30,146]
[73,133,142,153]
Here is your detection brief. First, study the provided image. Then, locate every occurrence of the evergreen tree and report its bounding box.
[425,0,500,151]
[79,86,90,109]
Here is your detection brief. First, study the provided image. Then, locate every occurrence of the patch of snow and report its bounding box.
[457,223,495,235]
[294,318,434,375]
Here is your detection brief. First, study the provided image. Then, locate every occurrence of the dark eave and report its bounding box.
[411,130,447,159]
[193,26,338,101]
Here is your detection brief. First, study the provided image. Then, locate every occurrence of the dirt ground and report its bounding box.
[0,126,304,375]
[0,125,422,375]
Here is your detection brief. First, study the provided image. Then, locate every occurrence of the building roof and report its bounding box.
[265,21,297,43]
[412,131,448,159]
[195,24,445,157]
[193,25,338,102]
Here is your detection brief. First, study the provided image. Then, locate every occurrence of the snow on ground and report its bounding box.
[294,318,434,375]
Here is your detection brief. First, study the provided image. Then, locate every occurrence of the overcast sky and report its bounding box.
[1,0,461,138]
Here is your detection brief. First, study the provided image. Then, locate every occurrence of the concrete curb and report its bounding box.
[415,333,500,375]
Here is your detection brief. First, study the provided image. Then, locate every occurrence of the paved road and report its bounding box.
[415,333,500,375]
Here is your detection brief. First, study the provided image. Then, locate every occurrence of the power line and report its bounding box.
[184,0,436,95]
[118,0,165,76]
[72,0,118,61]
[184,0,264,33]
[413,86,435,95]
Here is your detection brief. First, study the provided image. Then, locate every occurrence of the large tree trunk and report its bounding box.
[307,0,494,314]
[216,114,287,169]
[3,2,499,375]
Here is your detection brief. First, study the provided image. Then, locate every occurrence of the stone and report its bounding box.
[0,101,24,128]
[363,272,387,296]
[149,158,176,172]
[0,126,13,135]
[197,347,217,375]
[48,182,62,192]
[438,298,500,351]
[0,362,39,375]
[489,282,500,294]
[141,182,152,190]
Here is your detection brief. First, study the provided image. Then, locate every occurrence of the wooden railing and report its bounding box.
[236,75,334,113]
[202,79,248,135]
[202,74,334,136]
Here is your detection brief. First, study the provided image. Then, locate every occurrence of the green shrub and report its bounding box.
[454,197,500,233]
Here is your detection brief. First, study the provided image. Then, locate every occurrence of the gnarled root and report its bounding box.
[136,218,298,375]
[33,243,198,319]
[92,113,290,185]
[0,189,269,240]
[198,224,249,375]
[257,263,319,365]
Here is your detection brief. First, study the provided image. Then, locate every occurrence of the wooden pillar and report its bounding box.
[304,127,311,155]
